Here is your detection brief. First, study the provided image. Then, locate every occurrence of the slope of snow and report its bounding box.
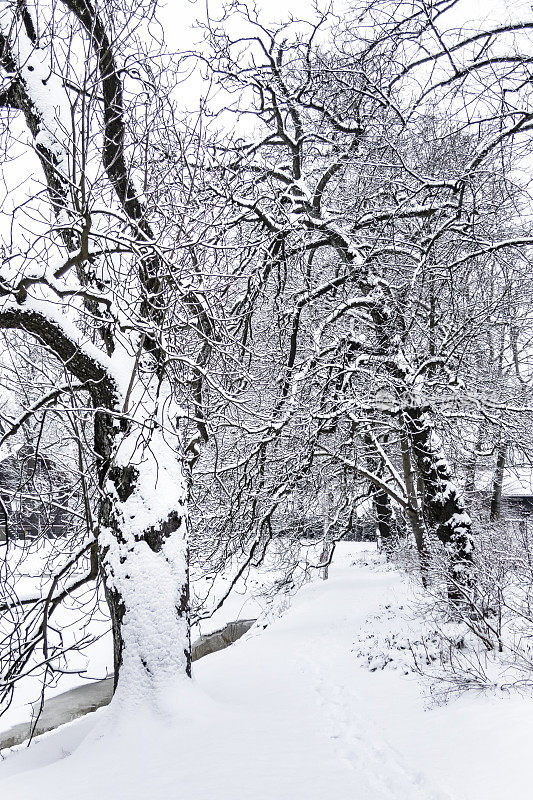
[0,544,532,800]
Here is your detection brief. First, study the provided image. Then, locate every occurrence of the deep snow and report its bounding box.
[1,544,532,800]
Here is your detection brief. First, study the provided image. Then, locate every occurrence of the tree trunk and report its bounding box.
[363,434,397,557]
[95,401,191,706]
[490,440,506,522]
[374,488,395,556]
[399,427,430,580]
[403,405,475,603]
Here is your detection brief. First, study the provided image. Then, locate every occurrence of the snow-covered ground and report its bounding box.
[1,543,532,800]
[0,536,315,731]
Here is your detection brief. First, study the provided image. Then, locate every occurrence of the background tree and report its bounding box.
[191,1,533,605]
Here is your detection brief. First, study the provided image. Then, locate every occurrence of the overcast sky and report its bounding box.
[2,0,533,247]
[157,0,533,113]
[159,0,533,47]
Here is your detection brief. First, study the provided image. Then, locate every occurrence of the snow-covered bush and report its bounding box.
[356,517,533,697]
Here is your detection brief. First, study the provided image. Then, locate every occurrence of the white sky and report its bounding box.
[159,0,533,49]
[2,0,533,247]
[157,0,533,112]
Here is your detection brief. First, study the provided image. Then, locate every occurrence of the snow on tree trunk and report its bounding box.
[95,381,191,707]
[404,405,475,602]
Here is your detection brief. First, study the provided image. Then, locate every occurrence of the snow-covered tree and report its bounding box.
[193,1,533,603]
[0,0,208,713]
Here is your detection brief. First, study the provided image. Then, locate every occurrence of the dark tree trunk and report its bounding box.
[404,405,475,602]
[490,441,506,522]
[374,488,395,556]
